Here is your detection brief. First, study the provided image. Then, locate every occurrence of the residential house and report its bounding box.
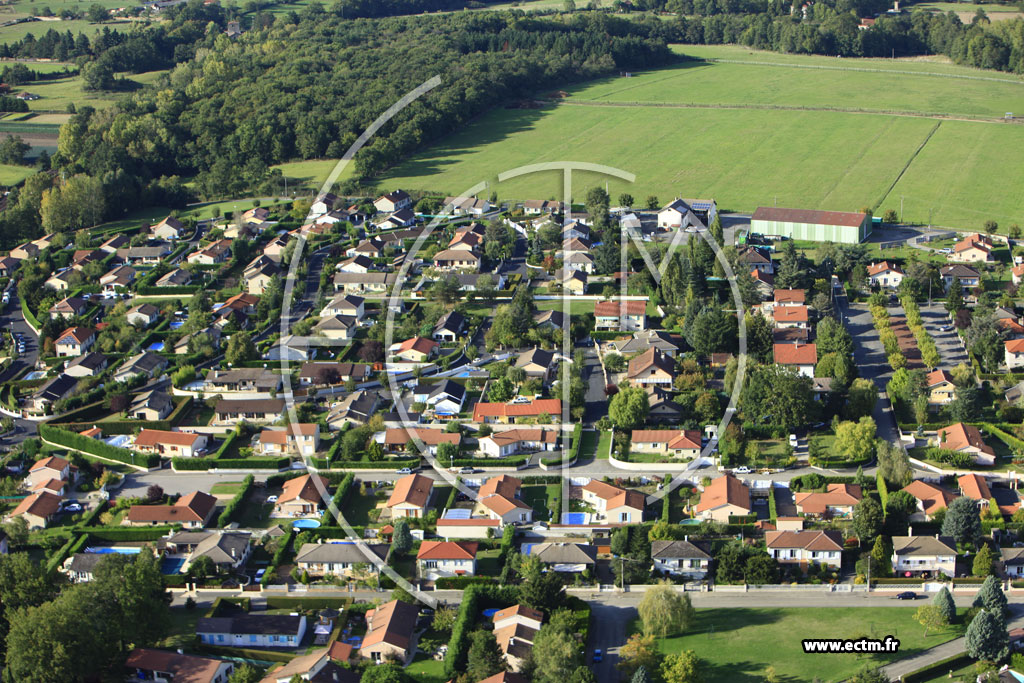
[433,249,480,272]
[472,399,562,424]
[514,347,556,382]
[625,348,675,387]
[419,380,466,418]
[794,484,862,518]
[386,473,433,519]
[493,605,543,673]
[9,491,61,529]
[773,305,809,329]
[433,311,465,344]
[311,315,357,342]
[197,614,306,649]
[9,242,39,261]
[99,265,136,292]
[55,326,94,357]
[188,239,232,265]
[98,234,129,254]
[28,373,77,412]
[530,542,597,573]
[151,216,186,240]
[901,480,957,521]
[950,233,994,263]
[479,428,557,459]
[522,200,564,215]
[562,221,590,241]
[475,475,533,524]
[125,491,218,528]
[64,351,108,378]
[337,254,374,275]
[212,397,284,423]
[739,246,774,274]
[1007,338,1024,370]
[564,250,595,274]
[71,248,103,271]
[657,199,705,229]
[444,196,491,216]
[957,473,993,512]
[376,208,415,231]
[594,299,647,332]
[295,543,390,578]
[696,474,751,523]
[766,530,844,569]
[114,351,168,383]
[245,261,280,295]
[258,648,358,683]
[940,264,981,292]
[126,303,160,328]
[891,535,957,578]
[332,272,400,295]
[926,369,957,407]
[534,310,566,331]
[373,190,412,214]
[773,289,806,306]
[650,540,711,580]
[613,330,683,357]
[360,599,418,663]
[124,649,235,683]
[174,326,222,355]
[382,430,462,456]
[62,553,108,583]
[296,362,370,386]
[774,342,817,378]
[256,424,321,456]
[555,268,587,295]
[867,261,905,289]
[436,516,502,539]
[242,206,270,224]
[645,386,687,423]
[206,369,282,393]
[25,455,73,490]
[311,193,341,215]
[581,480,645,523]
[275,474,330,517]
[44,268,74,292]
[129,390,174,421]
[49,296,88,320]
[1014,263,1024,286]
[187,532,252,572]
[345,237,386,260]
[156,268,192,287]
[417,540,478,579]
[135,429,208,458]
[389,336,438,363]
[935,422,996,466]
[750,268,775,299]
[630,430,702,458]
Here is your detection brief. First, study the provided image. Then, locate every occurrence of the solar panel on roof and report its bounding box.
[442,508,471,520]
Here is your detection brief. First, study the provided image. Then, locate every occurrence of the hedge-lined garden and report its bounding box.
[39,423,159,469]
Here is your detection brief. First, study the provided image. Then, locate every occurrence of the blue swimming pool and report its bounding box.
[161,557,186,574]
[85,546,142,554]
[169,321,184,329]
[561,512,587,525]
[482,608,500,618]
[679,519,702,526]
[147,342,165,352]
[292,519,321,529]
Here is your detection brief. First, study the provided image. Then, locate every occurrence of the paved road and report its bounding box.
[581,347,606,425]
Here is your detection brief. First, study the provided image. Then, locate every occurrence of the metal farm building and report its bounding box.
[750,207,871,244]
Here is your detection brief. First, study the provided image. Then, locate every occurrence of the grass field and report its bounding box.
[649,608,967,683]
[270,158,352,194]
[379,45,1024,230]
[16,69,168,111]
[0,162,36,185]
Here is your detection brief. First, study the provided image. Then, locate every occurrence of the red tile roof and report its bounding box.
[773,342,817,366]
[472,399,562,421]
[386,473,433,509]
[696,474,750,513]
[752,207,867,228]
[594,300,646,317]
[135,429,204,448]
[417,540,478,561]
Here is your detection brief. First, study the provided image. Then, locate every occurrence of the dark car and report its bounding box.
[593,649,603,663]
[895,591,917,600]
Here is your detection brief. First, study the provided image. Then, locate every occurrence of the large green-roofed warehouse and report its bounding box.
[750,207,871,244]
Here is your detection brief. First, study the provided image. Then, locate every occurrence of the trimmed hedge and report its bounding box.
[87,527,175,541]
[261,529,294,586]
[213,430,239,459]
[435,576,493,589]
[876,472,890,510]
[46,532,88,573]
[450,456,526,468]
[216,474,254,527]
[172,457,288,471]
[319,472,354,526]
[445,584,482,678]
[312,458,419,470]
[39,423,159,468]
[136,285,200,296]
[728,514,758,524]
[195,646,294,663]
[51,395,193,433]
[264,596,351,610]
[20,296,40,331]
[767,487,777,524]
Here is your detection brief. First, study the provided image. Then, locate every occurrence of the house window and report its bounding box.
[217,635,225,643]
[425,561,437,569]
[250,635,257,643]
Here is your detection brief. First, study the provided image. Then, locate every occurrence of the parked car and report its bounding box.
[396,467,413,475]
[788,434,798,447]
[458,467,475,474]
[593,649,603,663]
[266,495,278,503]
[63,502,82,513]
[895,591,918,600]
[733,466,751,474]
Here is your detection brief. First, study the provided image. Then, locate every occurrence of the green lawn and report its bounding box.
[210,481,245,495]
[534,298,598,315]
[0,162,36,185]
[650,608,967,683]
[576,429,606,461]
[476,548,502,575]
[236,501,277,529]
[380,44,1024,230]
[521,483,561,521]
[270,158,351,194]
[336,490,381,527]
[405,654,447,683]
[157,606,203,650]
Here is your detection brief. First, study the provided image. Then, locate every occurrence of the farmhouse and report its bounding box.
[750,207,870,244]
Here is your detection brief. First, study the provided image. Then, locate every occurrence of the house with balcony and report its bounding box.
[766,530,844,569]
[891,535,957,578]
[650,540,711,580]
[625,348,675,387]
[594,299,647,332]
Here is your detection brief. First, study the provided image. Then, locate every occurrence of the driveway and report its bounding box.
[581,347,607,424]
[587,599,635,681]
[920,303,968,367]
